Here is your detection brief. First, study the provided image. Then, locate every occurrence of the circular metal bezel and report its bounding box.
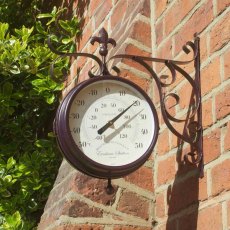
[55,76,159,179]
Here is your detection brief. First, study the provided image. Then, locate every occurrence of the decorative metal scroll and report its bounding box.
[48,28,203,178]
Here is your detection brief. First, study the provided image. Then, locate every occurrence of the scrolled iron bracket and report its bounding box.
[48,28,203,178]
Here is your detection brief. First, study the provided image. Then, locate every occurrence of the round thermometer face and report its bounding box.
[55,76,159,178]
[66,77,158,168]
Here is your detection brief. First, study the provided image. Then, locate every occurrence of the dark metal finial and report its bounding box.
[90,28,116,57]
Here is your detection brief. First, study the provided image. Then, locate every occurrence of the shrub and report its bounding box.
[0,6,80,229]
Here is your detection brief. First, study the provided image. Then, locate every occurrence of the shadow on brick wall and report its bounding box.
[166,92,201,230]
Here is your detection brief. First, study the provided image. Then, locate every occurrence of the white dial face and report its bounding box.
[68,79,156,167]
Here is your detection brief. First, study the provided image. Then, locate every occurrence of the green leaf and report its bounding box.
[35,139,51,148]
[3,175,12,183]
[9,65,20,74]
[36,13,53,19]
[6,157,16,170]
[62,37,73,44]
[46,94,55,104]
[4,211,21,228]
[3,82,13,96]
[0,22,9,40]
[1,189,11,198]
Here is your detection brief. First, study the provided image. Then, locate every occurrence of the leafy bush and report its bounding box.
[0,6,80,229]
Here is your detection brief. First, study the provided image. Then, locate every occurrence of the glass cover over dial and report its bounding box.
[68,78,157,167]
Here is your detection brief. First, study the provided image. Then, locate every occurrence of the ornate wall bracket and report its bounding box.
[48,28,203,178]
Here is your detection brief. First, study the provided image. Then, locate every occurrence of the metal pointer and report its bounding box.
[97,100,138,135]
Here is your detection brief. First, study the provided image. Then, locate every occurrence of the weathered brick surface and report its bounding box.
[117,191,150,220]
[174,0,214,55]
[120,70,151,92]
[211,159,230,196]
[155,192,165,218]
[202,99,213,128]
[62,200,103,218]
[164,0,200,36]
[72,172,118,205]
[55,224,104,230]
[224,121,230,151]
[197,204,222,230]
[167,174,201,215]
[224,49,230,80]
[217,0,230,14]
[157,155,176,186]
[124,166,154,191]
[203,128,221,164]
[201,57,221,96]
[157,129,170,156]
[113,226,152,230]
[215,85,230,120]
[228,200,230,229]
[210,11,230,53]
[94,0,112,28]
[155,0,168,19]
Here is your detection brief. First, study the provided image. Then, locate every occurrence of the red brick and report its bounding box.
[203,129,221,164]
[177,81,193,110]
[72,172,118,205]
[211,159,230,196]
[62,200,103,218]
[155,19,164,45]
[165,0,200,36]
[170,122,187,149]
[175,0,213,55]
[210,11,230,53]
[120,69,151,92]
[228,200,230,229]
[155,192,165,218]
[117,191,149,220]
[55,225,104,230]
[127,0,150,17]
[215,85,230,120]
[167,175,201,214]
[202,99,213,128]
[156,38,173,73]
[124,166,154,191]
[129,21,152,48]
[53,161,74,187]
[157,129,170,155]
[94,0,112,28]
[201,58,221,96]
[111,0,127,29]
[178,210,200,230]
[38,213,53,230]
[157,155,176,186]
[113,227,151,230]
[155,0,168,19]
[152,84,160,105]
[217,0,230,15]
[44,173,77,211]
[199,172,208,200]
[224,49,230,80]
[78,22,93,51]
[197,204,222,230]
[224,121,230,151]
[89,0,103,17]
[200,34,209,63]
[157,220,177,230]
[122,44,151,73]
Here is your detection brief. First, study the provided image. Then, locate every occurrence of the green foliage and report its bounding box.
[0,6,81,229]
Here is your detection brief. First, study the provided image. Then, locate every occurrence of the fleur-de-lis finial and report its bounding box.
[90,28,116,58]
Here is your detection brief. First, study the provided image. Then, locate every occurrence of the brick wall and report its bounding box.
[38,0,230,229]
